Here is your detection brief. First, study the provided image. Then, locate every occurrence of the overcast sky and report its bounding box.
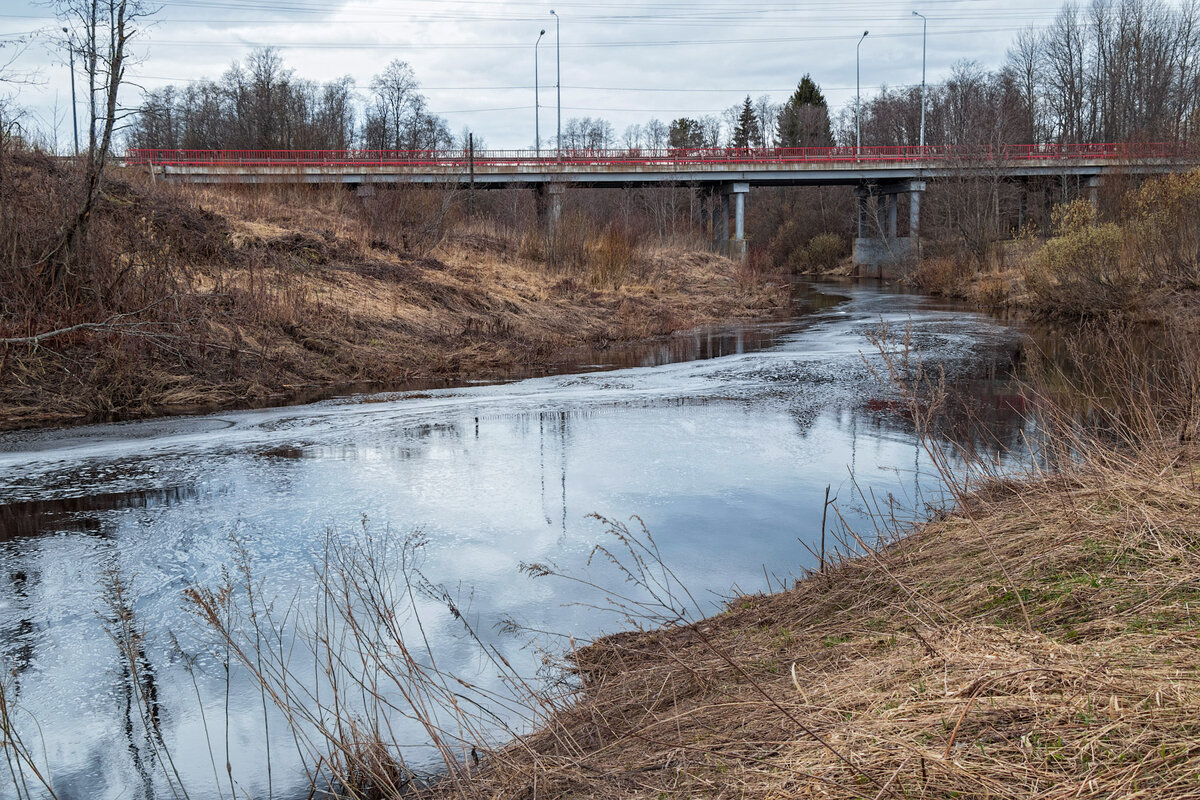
[2,0,1077,150]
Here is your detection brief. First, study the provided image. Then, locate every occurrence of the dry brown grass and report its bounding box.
[0,166,787,429]
[452,448,1200,799]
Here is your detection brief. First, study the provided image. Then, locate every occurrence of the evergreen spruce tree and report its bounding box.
[732,95,760,148]
[777,75,834,147]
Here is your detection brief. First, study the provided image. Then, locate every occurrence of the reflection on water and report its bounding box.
[0,282,1035,799]
[0,486,199,540]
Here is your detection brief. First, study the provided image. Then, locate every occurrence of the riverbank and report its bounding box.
[418,312,1200,799]
[445,442,1200,799]
[0,155,787,430]
[906,169,1200,323]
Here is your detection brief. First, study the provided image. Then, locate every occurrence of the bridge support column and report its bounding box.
[535,183,565,239]
[719,192,730,254]
[1085,175,1102,211]
[724,181,749,263]
[909,180,925,252]
[854,180,924,280]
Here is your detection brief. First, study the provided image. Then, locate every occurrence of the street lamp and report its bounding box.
[535,28,545,157]
[856,30,869,152]
[62,26,79,154]
[913,11,927,149]
[550,10,561,154]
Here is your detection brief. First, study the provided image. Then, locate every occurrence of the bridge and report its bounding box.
[128,142,1197,274]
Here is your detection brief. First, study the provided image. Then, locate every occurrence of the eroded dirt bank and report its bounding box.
[0,158,788,429]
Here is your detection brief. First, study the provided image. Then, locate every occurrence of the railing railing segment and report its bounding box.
[125,142,1195,169]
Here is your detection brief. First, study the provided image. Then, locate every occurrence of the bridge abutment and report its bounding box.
[853,180,924,279]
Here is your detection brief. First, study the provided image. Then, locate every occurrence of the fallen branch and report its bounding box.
[0,295,178,346]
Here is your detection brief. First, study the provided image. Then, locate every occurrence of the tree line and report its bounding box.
[128,48,453,151]
[855,0,1200,148]
[127,0,1200,155]
[128,48,836,153]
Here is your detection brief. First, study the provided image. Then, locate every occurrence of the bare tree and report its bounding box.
[645,117,668,149]
[1006,27,1042,142]
[1041,3,1088,142]
[370,58,418,150]
[47,0,151,297]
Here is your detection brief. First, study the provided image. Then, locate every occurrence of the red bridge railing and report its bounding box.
[125,142,1195,168]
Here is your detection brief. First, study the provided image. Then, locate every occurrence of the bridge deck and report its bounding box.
[128,143,1198,186]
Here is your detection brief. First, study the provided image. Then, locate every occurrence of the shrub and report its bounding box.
[767,218,807,272]
[907,257,961,295]
[1126,169,1200,288]
[802,233,847,272]
[588,222,640,289]
[1024,200,1136,317]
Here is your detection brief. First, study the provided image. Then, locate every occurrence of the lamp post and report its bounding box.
[62,26,79,155]
[913,11,927,149]
[856,30,868,152]
[550,9,560,154]
[535,29,545,157]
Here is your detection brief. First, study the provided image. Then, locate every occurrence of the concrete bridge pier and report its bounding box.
[909,180,925,253]
[535,183,565,238]
[1085,175,1103,210]
[723,181,749,263]
[718,193,730,254]
[853,180,924,279]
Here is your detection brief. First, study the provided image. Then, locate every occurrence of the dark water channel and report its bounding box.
[0,282,1035,799]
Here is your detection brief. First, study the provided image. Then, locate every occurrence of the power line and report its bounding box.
[139,25,1033,50]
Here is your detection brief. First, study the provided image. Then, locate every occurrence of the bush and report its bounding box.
[907,257,961,295]
[767,218,807,272]
[588,222,641,289]
[768,225,847,273]
[802,233,847,272]
[1024,200,1136,317]
[1126,170,1200,288]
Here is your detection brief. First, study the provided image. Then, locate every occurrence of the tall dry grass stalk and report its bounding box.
[183,525,588,799]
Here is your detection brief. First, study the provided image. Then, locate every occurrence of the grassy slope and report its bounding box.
[456,448,1200,798]
[0,173,787,429]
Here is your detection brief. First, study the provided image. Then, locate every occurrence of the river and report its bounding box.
[0,282,1033,800]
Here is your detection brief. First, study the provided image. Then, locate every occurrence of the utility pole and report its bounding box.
[535,29,545,157]
[550,9,561,154]
[856,30,868,152]
[62,26,79,155]
[913,11,927,148]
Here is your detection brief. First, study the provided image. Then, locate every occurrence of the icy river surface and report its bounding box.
[0,282,1033,799]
